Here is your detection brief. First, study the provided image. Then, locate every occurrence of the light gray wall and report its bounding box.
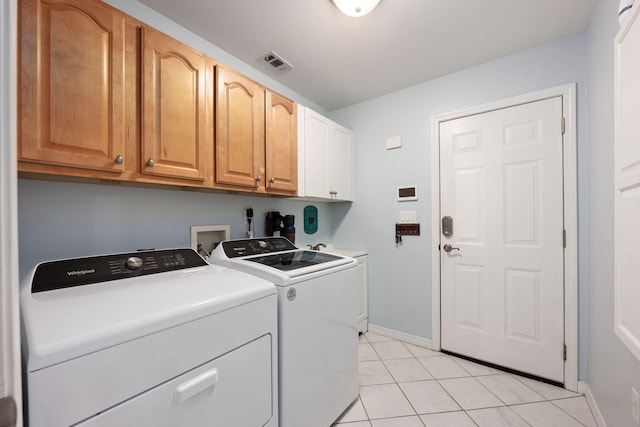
[18,180,335,279]
[585,0,640,425]
[329,35,589,375]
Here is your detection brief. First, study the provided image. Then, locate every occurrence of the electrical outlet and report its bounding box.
[244,207,254,224]
[633,387,640,425]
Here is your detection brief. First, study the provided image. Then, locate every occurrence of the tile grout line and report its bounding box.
[352,334,595,427]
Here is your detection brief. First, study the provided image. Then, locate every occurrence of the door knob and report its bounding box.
[443,244,460,253]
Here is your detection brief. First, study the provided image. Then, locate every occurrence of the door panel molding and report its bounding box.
[431,84,578,391]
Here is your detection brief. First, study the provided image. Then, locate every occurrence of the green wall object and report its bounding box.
[303,205,318,234]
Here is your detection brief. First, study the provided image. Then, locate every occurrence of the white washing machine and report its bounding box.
[20,248,278,427]
[211,237,359,427]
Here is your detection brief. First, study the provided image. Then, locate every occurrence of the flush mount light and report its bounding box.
[331,0,381,17]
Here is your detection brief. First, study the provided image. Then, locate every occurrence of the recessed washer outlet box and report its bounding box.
[190,225,230,255]
[262,51,293,72]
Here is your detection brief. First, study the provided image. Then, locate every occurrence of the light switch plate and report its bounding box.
[386,135,402,150]
[399,211,417,223]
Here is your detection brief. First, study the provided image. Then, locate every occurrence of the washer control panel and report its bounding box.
[31,249,207,293]
[221,237,297,258]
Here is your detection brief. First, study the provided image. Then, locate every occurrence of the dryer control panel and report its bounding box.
[30,249,207,293]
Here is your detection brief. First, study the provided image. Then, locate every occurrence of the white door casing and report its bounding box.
[614,4,640,361]
[439,97,564,382]
[431,84,578,391]
[1,0,22,424]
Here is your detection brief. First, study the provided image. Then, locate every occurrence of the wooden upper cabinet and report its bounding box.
[19,0,127,173]
[266,91,297,194]
[141,26,209,182]
[215,66,265,189]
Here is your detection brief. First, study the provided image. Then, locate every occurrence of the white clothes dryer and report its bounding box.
[21,249,278,427]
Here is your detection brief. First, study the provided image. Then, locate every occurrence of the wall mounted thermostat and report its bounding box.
[397,186,418,201]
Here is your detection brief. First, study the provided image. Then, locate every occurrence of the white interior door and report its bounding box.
[439,96,565,383]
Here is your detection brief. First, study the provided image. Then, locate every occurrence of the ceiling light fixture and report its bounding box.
[331,0,381,17]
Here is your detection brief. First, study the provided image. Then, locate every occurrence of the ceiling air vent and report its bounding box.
[263,51,293,72]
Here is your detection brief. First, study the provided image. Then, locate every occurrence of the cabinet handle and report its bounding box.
[115,155,123,165]
[255,175,262,183]
[146,159,154,168]
[269,178,276,185]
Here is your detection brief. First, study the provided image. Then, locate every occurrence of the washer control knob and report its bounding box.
[126,256,143,270]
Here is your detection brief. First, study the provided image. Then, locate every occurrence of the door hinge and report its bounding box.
[563,229,567,248]
[563,343,567,361]
[561,117,566,135]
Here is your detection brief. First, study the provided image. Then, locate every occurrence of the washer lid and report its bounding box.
[21,261,275,371]
[246,250,345,272]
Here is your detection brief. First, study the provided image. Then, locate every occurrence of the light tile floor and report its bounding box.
[333,332,597,427]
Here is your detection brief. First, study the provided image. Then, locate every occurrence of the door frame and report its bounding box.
[430,84,578,391]
[1,0,22,424]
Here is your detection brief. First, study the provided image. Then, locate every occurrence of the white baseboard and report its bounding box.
[578,381,607,427]
[367,324,433,349]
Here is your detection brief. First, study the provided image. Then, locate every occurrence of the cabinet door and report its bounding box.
[303,108,331,198]
[265,91,297,194]
[20,0,126,173]
[328,124,354,201]
[141,27,208,182]
[302,108,354,201]
[216,66,264,189]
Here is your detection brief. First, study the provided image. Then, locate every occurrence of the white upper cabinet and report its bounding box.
[298,106,354,201]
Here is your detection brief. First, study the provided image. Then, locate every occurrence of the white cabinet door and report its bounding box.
[301,107,354,201]
[303,108,331,198]
[329,123,355,201]
[614,5,640,361]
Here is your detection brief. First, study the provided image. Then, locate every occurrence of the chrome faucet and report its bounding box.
[310,243,326,251]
